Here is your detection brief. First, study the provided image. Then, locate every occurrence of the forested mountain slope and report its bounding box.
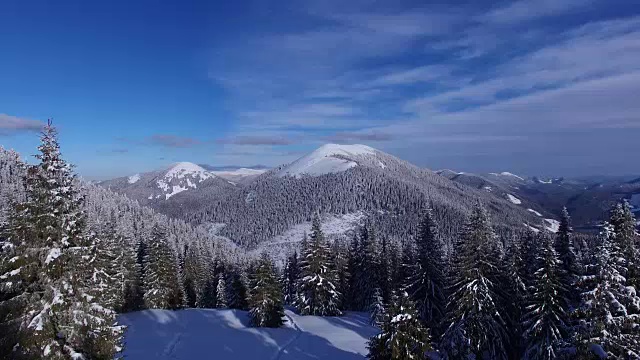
[438,169,640,231]
[147,144,542,248]
[0,147,241,262]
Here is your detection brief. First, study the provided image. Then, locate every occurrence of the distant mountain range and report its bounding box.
[436,169,640,231]
[99,144,638,256]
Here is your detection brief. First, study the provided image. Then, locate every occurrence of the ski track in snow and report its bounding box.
[271,311,303,360]
[163,332,183,359]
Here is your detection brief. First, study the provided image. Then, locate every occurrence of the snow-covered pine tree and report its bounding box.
[295,215,341,316]
[522,233,569,360]
[143,224,183,309]
[609,201,639,291]
[555,207,579,306]
[0,121,122,358]
[282,250,300,305]
[441,202,509,360]
[367,291,432,360]
[249,254,285,328]
[377,236,391,306]
[369,287,386,326]
[116,233,144,313]
[575,221,640,358]
[216,272,228,309]
[345,232,361,310]
[226,266,249,310]
[398,238,417,292]
[353,225,380,311]
[179,243,203,308]
[330,239,350,311]
[407,207,446,337]
[504,235,529,358]
[521,229,540,289]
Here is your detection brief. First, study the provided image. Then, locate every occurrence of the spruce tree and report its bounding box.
[441,203,509,360]
[369,287,386,326]
[0,121,122,358]
[226,266,249,310]
[522,233,569,360]
[504,235,529,358]
[575,222,640,358]
[367,292,432,360]
[295,215,341,316]
[609,201,639,291]
[407,207,446,337]
[555,207,578,306]
[282,250,300,305]
[248,255,285,328]
[143,224,183,309]
[216,272,228,309]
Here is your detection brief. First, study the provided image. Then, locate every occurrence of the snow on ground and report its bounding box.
[506,194,522,205]
[119,308,378,360]
[483,186,492,192]
[212,168,266,177]
[277,144,376,178]
[500,172,524,180]
[251,212,366,267]
[630,193,640,208]
[544,218,560,233]
[128,174,140,184]
[527,208,542,217]
[166,185,188,200]
[489,172,525,181]
[524,223,541,233]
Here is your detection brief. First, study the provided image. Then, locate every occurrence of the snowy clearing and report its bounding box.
[544,218,560,233]
[506,194,522,205]
[251,212,366,267]
[527,208,542,217]
[524,223,541,233]
[128,174,140,184]
[119,308,378,360]
[212,168,266,177]
[277,144,376,178]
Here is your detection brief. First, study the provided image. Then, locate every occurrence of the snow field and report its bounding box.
[119,308,378,360]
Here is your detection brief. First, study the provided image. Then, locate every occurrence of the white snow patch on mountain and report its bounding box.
[128,174,140,184]
[166,185,188,200]
[252,212,366,267]
[213,168,265,177]
[119,308,378,360]
[484,186,492,192]
[277,144,376,178]
[165,162,213,180]
[489,172,525,181]
[527,208,542,217]
[545,218,560,233]
[500,172,524,180]
[506,194,522,205]
[524,223,541,233]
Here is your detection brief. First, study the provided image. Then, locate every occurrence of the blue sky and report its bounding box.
[1,0,639,179]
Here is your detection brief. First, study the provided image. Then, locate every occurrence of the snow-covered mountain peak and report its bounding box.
[156,162,216,199]
[165,162,212,179]
[277,143,379,177]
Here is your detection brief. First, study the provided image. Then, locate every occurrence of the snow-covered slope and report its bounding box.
[211,168,266,183]
[277,144,380,178]
[119,308,378,360]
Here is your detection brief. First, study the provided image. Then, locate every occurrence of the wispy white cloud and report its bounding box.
[481,0,597,25]
[0,113,44,135]
[206,0,639,172]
